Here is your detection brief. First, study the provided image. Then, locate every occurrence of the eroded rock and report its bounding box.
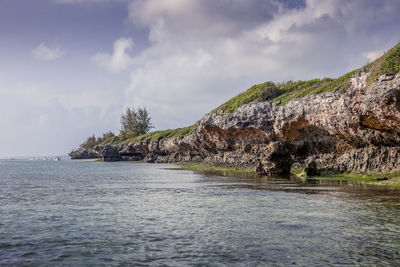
[74,71,400,175]
[69,149,101,160]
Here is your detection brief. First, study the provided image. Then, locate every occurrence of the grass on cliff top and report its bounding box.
[366,41,400,85]
[212,73,356,113]
[97,135,127,146]
[212,82,278,113]
[213,41,400,113]
[133,125,196,143]
[97,125,196,146]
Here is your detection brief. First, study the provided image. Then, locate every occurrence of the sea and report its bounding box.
[1,160,400,266]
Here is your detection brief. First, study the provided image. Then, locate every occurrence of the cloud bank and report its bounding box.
[117,0,400,130]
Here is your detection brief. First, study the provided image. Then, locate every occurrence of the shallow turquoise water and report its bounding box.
[1,160,400,266]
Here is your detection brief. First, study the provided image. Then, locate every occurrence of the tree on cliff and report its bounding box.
[120,107,153,137]
[78,131,115,150]
[80,134,97,149]
[96,131,115,143]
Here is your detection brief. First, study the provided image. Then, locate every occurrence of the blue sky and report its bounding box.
[0,0,400,157]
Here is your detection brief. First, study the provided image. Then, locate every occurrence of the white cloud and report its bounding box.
[129,0,279,40]
[31,43,66,61]
[363,50,383,62]
[120,0,400,130]
[92,37,134,73]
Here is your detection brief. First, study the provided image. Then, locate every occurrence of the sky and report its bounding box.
[0,0,400,157]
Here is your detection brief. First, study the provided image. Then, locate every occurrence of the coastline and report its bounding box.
[167,162,257,178]
[76,158,102,162]
[312,171,400,188]
[70,42,400,188]
[165,162,400,188]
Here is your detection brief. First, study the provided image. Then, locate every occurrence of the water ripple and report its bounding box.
[1,160,400,266]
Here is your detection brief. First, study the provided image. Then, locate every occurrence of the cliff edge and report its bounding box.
[70,42,400,176]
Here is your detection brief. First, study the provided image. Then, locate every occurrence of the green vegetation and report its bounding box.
[168,162,257,177]
[316,70,360,94]
[133,125,196,142]
[367,42,400,85]
[79,131,115,150]
[171,163,400,187]
[120,107,153,137]
[383,44,400,74]
[211,75,356,113]
[213,72,363,113]
[292,168,400,187]
[97,135,128,146]
[213,41,400,113]
[74,106,155,151]
[74,106,196,152]
[290,168,306,176]
[272,78,334,105]
[80,125,196,148]
[318,171,400,184]
[213,82,279,113]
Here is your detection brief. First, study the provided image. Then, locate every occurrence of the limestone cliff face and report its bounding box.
[194,70,400,175]
[72,70,400,175]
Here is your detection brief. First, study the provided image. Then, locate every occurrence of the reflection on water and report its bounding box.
[1,160,400,266]
[197,169,400,202]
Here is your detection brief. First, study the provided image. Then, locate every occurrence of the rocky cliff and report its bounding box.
[71,43,400,176]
